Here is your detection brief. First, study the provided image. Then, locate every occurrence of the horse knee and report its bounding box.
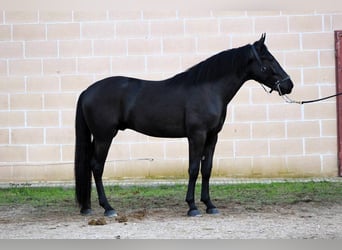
[201,167,212,179]
[188,167,200,180]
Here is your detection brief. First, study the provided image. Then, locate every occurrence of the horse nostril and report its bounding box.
[278,84,293,95]
[284,86,293,94]
[282,80,294,94]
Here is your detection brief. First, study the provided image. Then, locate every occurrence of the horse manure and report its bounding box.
[88,218,107,226]
[130,209,147,220]
[116,215,128,223]
[115,209,147,223]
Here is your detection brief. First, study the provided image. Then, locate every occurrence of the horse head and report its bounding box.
[249,33,294,96]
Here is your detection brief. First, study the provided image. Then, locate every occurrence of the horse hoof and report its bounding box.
[187,209,202,217]
[206,208,219,215]
[104,209,117,217]
[80,208,93,216]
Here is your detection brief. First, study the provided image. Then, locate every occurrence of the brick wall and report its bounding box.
[1,10,342,182]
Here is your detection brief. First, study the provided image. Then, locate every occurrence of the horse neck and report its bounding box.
[219,46,252,104]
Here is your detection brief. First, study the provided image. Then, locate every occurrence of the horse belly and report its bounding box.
[128,107,186,138]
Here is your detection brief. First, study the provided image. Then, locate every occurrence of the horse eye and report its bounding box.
[261,66,267,72]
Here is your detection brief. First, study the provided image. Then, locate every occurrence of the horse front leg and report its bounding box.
[186,132,206,217]
[201,134,219,214]
[92,139,117,217]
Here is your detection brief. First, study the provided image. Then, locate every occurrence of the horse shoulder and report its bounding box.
[185,91,227,133]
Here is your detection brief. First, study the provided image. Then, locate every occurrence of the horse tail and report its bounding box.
[74,92,92,209]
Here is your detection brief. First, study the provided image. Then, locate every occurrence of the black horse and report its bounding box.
[75,34,293,217]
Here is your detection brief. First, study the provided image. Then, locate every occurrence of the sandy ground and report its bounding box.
[1,202,341,239]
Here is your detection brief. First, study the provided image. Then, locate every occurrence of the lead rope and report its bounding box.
[261,83,342,104]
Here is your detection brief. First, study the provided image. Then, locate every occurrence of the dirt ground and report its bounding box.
[0,201,341,239]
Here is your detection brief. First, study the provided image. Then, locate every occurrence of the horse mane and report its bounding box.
[173,44,251,84]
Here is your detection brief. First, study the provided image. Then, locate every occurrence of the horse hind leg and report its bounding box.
[91,137,117,217]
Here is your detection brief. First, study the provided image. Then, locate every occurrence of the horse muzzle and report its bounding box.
[279,80,294,95]
[272,76,293,96]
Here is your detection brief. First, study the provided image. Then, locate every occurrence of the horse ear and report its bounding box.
[260,33,266,44]
[254,33,266,51]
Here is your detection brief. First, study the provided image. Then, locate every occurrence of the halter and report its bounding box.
[251,45,265,71]
[252,45,342,104]
[251,45,291,94]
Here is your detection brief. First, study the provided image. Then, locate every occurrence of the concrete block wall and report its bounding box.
[1,10,342,182]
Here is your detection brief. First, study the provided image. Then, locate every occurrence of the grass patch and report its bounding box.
[0,186,76,214]
[211,181,342,205]
[0,181,341,213]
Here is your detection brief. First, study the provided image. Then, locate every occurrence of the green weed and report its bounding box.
[0,181,341,212]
